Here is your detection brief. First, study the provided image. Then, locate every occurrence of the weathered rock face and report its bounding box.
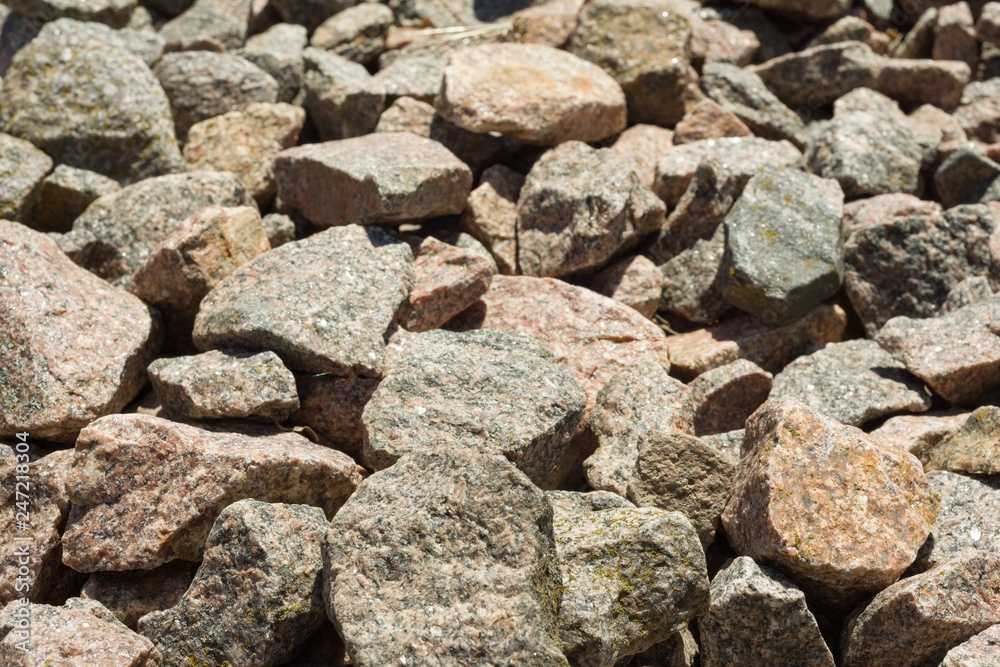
[611,124,676,190]
[294,374,379,458]
[926,407,1000,475]
[546,490,634,517]
[673,98,752,144]
[303,47,386,141]
[841,550,1000,667]
[3,0,136,27]
[437,43,627,145]
[324,448,568,666]
[81,561,198,629]
[722,401,939,613]
[0,26,182,183]
[699,557,835,667]
[750,42,879,110]
[516,141,665,278]
[940,625,1000,667]
[912,471,1000,573]
[870,411,969,463]
[271,0,357,32]
[461,164,523,275]
[139,500,327,667]
[34,17,165,67]
[588,255,662,320]
[238,23,307,104]
[275,132,472,227]
[0,222,160,443]
[363,329,585,484]
[688,359,773,435]
[193,224,414,376]
[657,225,731,325]
[0,132,51,223]
[701,62,805,144]
[841,193,940,238]
[312,3,393,64]
[553,507,710,667]
[61,414,363,571]
[31,165,120,234]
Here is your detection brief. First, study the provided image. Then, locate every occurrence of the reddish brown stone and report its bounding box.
[673,99,753,145]
[842,194,941,238]
[588,255,663,320]
[461,164,523,275]
[691,18,760,66]
[933,2,978,71]
[875,58,970,111]
[611,123,675,190]
[688,359,772,436]
[510,0,584,47]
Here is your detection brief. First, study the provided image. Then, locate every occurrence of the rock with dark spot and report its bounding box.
[31,165,119,234]
[689,359,772,436]
[293,375,379,458]
[303,48,386,142]
[934,149,1000,209]
[933,2,978,71]
[657,225,731,325]
[271,0,358,32]
[701,62,805,144]
[0,132,51,224]
[911,471,1000,573]
[744,0,849,21]
[588,255,662,320]
[81,561,198,629]
[750,41,879,110]
[3,0,135,27]
[926,407,1000,475]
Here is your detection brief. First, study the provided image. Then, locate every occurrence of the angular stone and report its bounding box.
[912,471,1000,573]
[193,224,414,376]
[238,22,308,104]
[744,0,849,20]
[546,490,634,516]
[673,99,752,145]
[516,141,665,278]
[926,407,1000,475]
[751,42,879,110]
[845,206,1000,335]
[693,16,761,67]
[842,193,941,238]
[363,329,585,483]
[0,223,160,443]
[437,43,627,145]
[374,43,452,104]
[311,3,392,64]
[870,411,969,463]
[941,625,1000,667]
[294,375,378,458]
[261,212,296,248]
[324,448,568,666]
[461,164,523,275]
[770,339,931,427]
[0,27,181,183]
[689,359,772,436]
[303,48,385,142]
[699,557,835,667]
[158,0,252,51]
[611,124,675,190]
[618,629,699,667]
[841,550,1000,667]
[588,255,662,320]
[138,500,326,666]
[935,149,1000,209]
[61,414,363,571]
[554,507,710,667]
[978,2,1000,45]
[723,169,845,326]
[875,58,970,111]
[275,133,472,227]
[658,227,731,326]
[722,400,939,612]
[0,132,51,224]
[2,0,135,27]
[155,52,279,141]
[955,97,1000,145]
[933,2,978,71]
[183,103,305,205]
[807,15,890,54]
[0,598,162,666]
[81,561,198,629]
[701,62,805,145]
[892,7,937,58]
[271,0,357,32]
[510,0,584,47]
[31,165,119,234]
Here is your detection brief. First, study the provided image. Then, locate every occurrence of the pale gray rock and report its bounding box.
[701,62,805,144]
[912,471,1000,573]
[3,0,135,27]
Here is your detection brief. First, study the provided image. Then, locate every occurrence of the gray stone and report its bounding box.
[374,44,452,104]
[699,557,835,667]
[701,62,805,145]
[36,17,164,67]
[723,168,845,326]
[311,3,392,64]
[926,407,1000,476]
[324,448,568,666]
[261,212,296,248]
[158,0,252,51]
[0,131,50,223]
[935,149,1000,209]
[912,471,1000,573]
[303,47,385,141]
[31,165,119,234]
[362,329,585,484]
[80,561,199,629]
[750,41,879,110]
[2,0,135,27]
[238,23,308,103]
[271,0,358,32]
[807,15,890,54]
[941,625,1000,667]
[461,164,522,274]
[138,500,327,667]
[546,490,634,517]
[688,359,772,436]
[193,224,414,376]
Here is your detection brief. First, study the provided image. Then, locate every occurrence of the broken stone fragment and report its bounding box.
[926,406,1000,475]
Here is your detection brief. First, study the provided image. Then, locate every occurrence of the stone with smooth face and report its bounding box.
[611,124,676,190]
[673,98,752,145]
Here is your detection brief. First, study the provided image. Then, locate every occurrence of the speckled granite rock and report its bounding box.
[516,141,665,278]
[0,222,160,443]
[807,15,889,53]
[588,255,662,320]
[139,500,326,667]
[934,149,1000,209]
[627,430,736,547]
[398,237,495,333]
[945,273,998,312]
[585,361,693,497]
[875,297,1000,405]
[673,99,752,145]
[158,0,252,51]
[845,206,1000,335]
[842,193,941,238]
[940,625,1000,666]
[870,411,969,463]
[311,3,392,64]
[723,169,845,326]
[63,170,255,288]
[618,628,699,667]
[546,490,634,516]
[876,58,970,111]
[363,329,585,483]
[688,359,772,436]
[374,43,452,104]
[155,52,279,141]
[324,448,568,666]
[693,16,761,67]
[34,17,164,68]
[610,125,674,192]
[926,407,1000,475]
[31,165,120,234]
[841,549,1000,667]
[193,224,413,376]
[238,22,308,104]
[0,26,181,183]
[722,400,939,613]
[293,375,378,458]
[81,561,198,629]
[461,164,523,275]
[3,0,135,27]
[0,598,162,666]
[510,0,584,47]
[701,62,805,144]
[183,103,305,205]
[912,471,1000,573]
[149,350,298,422]
[0,132,51,224]
[657,225,731,325]
[271,0,356,32]
[770,340,931,427]
[275,133,472,227]
[61,414,363,571]
[554,507,709,667]
[303,48,385,142]
[437,43,626,145]
[699,557,835,667]
[751,42,878,110]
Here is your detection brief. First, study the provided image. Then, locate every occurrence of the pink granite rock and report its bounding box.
[688,359,773,436]
[842,194,941,238]
[692,18,760,66]
[870,411,970,463]
[673,99,753,145]
[611,124,676,191]
[912,471,1000,573]
[460,164,523,275]
[587,255,663,320]
[940,624,1000,666]
[293,375,379,459]
[510,0,584,47]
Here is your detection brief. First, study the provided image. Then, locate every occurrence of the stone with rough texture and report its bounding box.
[275,133,472,227]
[807,15,890,54]
[81,561,198,629]
[294,375,378,458]
[871,411,969,463]
[693,16,760,67]
[751,42,879,110]
[701,62,804,144]
[611,124,676,190]
[770,339,931,427]
[722,400,939,612]
[841,550,1000,667]
[437,43,626,145]
[158,0,252,51]
[261,212,296,248]
[238,23,308,104]
[311,3,392,64]
[149,350,298,422]
[324,448,568,666]
[927,407,1000,475]
[516,141,665,278]
[941,625,1000,667]
[912,471,1000,573]
[657,224,731,325]
[723,169,845,326]
[510,0,584,47]
[546,490,633,517]
[699,557,835,667]
[933,2,978,70]
[0,132,51,224]
[588,255,662,320]
[875,58,970,111]
[61,414,363,571]
[461,164,523,275]
[363,329,585,484]
[374,44,452,104]
[139,500,326,667]
[619,629,699,667]
[935,149,1000,209]
[35,17,165,68]
[554,507,709,667]
[303,48,385,142]
[842,194,940,238]
[183,103,305,205]
[673,99,752,145]
[194,224,413,376]
[688,359,772,436]
[0,222,160,443]
[2,0,135,27]
[979,2,1000,45]
[31,165,120,234]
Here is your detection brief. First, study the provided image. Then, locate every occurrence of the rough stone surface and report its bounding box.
[554,507,710,667]
[618,628,699,667]
[516,141,665,278]
[546,490,634,517]
[311,3,393,64]
[657,224,731,325]
[701,62,805,144]
[138,500,327,667]
[688,359,772,436]
[841,549,1000,667]
[875,58,970,111]
[699,557,835,667]
[374,44,452,104]
[31,165,120,234]
[979,2,1000,45]
[588,255,663,320]
[261,212,296,248]
[744,0,849,21]
[912,471,1000,573]
[941,625,1000,667]
[0,132,51,224]
[723,169,845,326]
[751,42,879,110]
[673,99,752,145]
[870,411,969,463]
[461,164,523,275]
[0,222,160,443]
[611,124,676,190]
[935,149,1000,209]
[722,400,939,612]
[158,0,252,51]
[437,43,627,145]
[303,47,386,142]
[81,561,198,629]
[275,132,472,227]
[770,339,931,427]
[842,193,941,238]
[363,329,585,484]
[324,448,568,666]
[31,17,165,68]
[294,374,379,458]
[927,407,1000,475]
[193,224,414,376]
[933,1,978,70]
[238,22,308,104]
[2,0,135,27]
